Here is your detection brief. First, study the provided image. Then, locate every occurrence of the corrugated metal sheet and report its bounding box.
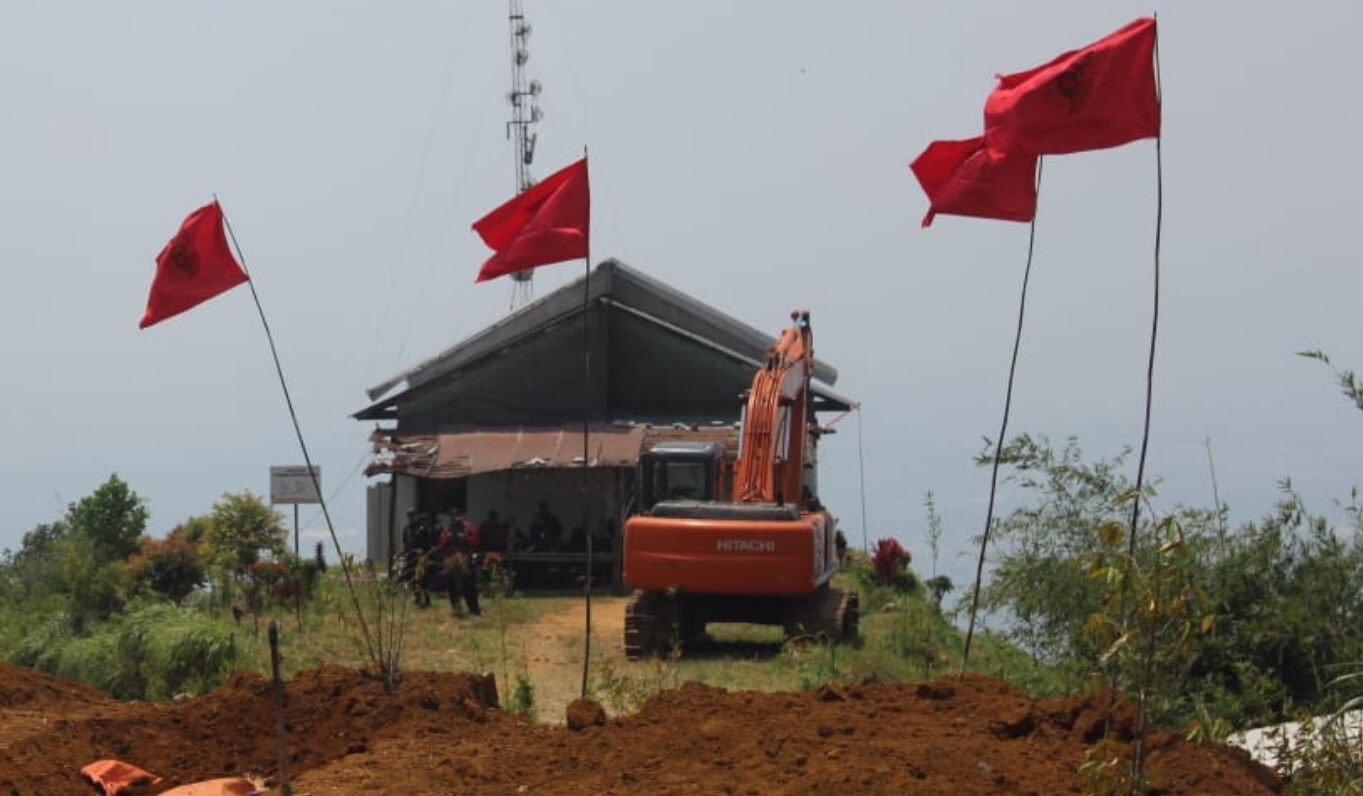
[368,424,741,479]
[369,426,646,479]
[641,424,740,455]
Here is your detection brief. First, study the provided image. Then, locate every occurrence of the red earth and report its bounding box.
[0,661,1279,795]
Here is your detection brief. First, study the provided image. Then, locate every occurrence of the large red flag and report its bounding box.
[473,157,589,283]
[911,137,1037,227]
[984,17,1159,156]
[139,202,248,329]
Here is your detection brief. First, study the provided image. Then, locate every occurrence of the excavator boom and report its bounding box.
[733,310,814,504]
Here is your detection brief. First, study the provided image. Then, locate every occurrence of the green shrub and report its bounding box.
[508,672,535,715]
[7,603,239,700]
[9,613,75,673]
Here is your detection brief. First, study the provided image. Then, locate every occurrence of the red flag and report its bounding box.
[985,17,1159,156]
[911,137,1037,227]
[473,157,589,283]
[139,202,248,329]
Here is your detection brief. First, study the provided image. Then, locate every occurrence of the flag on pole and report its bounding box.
[473,156,590,283]
[910,137,1037,227]
[139,201,248,329]
[984,17,1159,157]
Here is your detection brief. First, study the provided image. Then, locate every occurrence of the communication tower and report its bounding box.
[505,0,543,309]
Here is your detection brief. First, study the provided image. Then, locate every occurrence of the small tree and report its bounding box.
[124,527,206,604]
[1,521,71,599]
[1087,512,1212,787]
[922,492,953,613]
[203,492,287,573]
[68,474,148,562]
[202,491,286,609]
[55,536,122,630]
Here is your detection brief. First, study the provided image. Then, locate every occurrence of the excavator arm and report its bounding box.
[733,309,815,505]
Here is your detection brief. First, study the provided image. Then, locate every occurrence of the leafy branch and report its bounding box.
[1298,349,1363,412]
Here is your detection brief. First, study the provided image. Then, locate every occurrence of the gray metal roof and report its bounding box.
[355,259,852,425]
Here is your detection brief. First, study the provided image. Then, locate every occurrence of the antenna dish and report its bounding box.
[529,80,542,95]
[514,49,529,65]
[530,107,543,122]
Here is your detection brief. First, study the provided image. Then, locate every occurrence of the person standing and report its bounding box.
[440,507,482,616]
[399,509,434,607]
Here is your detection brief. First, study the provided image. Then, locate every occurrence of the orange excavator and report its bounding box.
[622,309,858,658]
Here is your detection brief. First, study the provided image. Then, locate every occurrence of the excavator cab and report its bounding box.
[636,441,728,512]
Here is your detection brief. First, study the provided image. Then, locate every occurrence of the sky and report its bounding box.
[1,2,1360,598]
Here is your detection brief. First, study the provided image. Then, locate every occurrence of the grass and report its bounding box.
[225,579,566,681]
[4,566,1063,723]
[228,569,1055,722]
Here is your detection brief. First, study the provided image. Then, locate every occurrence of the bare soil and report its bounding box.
[0,658,1279,795]
[518,595,626,723]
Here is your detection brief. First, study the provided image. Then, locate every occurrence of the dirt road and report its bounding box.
[519,593,628,723]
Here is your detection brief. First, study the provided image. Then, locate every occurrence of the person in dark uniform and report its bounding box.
[526,501,563,552]
[439,507,482,616]
[398,509,436,607]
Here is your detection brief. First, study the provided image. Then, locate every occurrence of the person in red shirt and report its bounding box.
[478,510,509,553]
[439,507,482,616]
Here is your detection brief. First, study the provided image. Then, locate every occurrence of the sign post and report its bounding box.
[270,465,322,558]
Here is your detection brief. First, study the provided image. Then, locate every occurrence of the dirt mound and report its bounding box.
[0,666,1278,795]
[0,665,498,795]
[0,660,112,709]
[564,697,606,730]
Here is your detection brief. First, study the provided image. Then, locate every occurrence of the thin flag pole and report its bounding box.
[216,198,380,669]
[1127,23,1163,564]
[959,157,1045,675]
[855,403,870,555]
[1129,20,1165,778]
[580,148,593,699]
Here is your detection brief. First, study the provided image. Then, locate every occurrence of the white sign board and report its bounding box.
[270,465,321,505]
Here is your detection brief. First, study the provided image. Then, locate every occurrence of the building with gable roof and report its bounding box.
[356,259,851,585]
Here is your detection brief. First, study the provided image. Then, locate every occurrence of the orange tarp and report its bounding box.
[158,777,261,796]
[79,759,162,795]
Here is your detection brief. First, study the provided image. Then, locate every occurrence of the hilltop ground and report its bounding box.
[0,600,1280,795]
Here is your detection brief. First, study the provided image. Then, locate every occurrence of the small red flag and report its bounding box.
[911,137,1037,227]
[473,157,589,283]
[139,202,248,329]
[984,17,1160,157]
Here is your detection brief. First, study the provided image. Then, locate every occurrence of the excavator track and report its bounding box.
[624,591,674,660]
[784,586,859,641]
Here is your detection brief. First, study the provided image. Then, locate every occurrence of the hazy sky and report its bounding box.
[2,2,1360,594]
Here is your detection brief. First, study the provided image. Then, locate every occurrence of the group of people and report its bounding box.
[396,507,484,615]
[397,501,617,607]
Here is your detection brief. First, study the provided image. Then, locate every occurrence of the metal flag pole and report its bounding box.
[959,157,1045,675]
[580,148,593,699]
[216,198,380,671]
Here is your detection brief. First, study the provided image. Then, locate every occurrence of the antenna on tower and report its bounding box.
[505,0,543,310]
